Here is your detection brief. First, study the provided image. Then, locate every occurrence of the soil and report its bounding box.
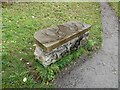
[54,2,118,88]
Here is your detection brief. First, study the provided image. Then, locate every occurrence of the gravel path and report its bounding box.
[55,2,118,88]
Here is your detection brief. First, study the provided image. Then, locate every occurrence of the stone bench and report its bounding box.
[34,21,91,67]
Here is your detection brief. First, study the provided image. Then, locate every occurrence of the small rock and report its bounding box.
[102,62,106,66]
[2,71,4,73]
[33,44,36,47]
[32,16,35,18]
[112,71,117,75]
[23,77,27,82]
[27,62,29,65]
[20,58,23,61]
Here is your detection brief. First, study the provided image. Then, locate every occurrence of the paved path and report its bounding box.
[55,2,118,88]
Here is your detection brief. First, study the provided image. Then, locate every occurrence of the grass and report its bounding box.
[109,2,119,17]
[0,3,2,89]
[2,2,102,88]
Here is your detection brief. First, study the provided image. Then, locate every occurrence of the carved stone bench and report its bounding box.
[34,21,91,67]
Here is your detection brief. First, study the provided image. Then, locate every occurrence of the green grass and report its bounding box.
[0,3,2,89]
[2,2,102,88]
[109,2,119,17]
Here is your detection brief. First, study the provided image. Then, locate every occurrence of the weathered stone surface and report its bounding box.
[34,21,91,52]
[34,21,91,67]
[34,32,89,66]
